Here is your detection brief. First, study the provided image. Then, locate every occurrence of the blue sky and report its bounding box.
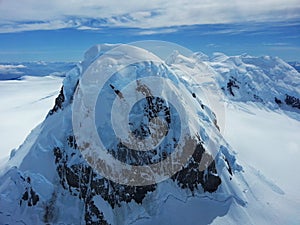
[0,0,299,62]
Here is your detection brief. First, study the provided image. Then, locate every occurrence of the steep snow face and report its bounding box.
[0,44,243,225]
[207,54,300,112]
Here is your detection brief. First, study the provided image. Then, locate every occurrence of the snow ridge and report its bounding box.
[207,53,300,111]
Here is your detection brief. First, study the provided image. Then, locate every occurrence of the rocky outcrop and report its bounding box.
[285,94,300,110]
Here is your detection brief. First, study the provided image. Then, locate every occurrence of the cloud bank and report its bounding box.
[0,64,26,74]
[0,0,299,33]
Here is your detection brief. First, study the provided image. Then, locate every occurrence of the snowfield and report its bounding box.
[0,45,299,224]
[0,76,63,163]
[223,102,300,202]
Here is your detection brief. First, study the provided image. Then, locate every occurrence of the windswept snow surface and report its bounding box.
[0,45,300,224]
[223,102,300,202]
[0,76,63,162]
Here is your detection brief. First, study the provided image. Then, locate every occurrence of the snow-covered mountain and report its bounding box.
[208,53,300,112]
[0,44,299,225]
[167,51,300,113]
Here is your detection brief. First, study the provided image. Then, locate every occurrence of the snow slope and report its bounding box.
[0,76,63,162]
[223,102,300,201]
[0,44,300,224]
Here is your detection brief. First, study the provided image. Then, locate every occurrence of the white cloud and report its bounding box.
[137,28,178,35]
[0,0,299,33]
[77,26,101,31]
[0,20,76,33]
[206,43,219,48]
[0,64,26,69]
[263,42,290,46]
[0,64,26,74]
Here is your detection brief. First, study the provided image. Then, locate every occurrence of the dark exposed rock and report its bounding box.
[227,77,240,96]
[67,135,78,149]
[213,119,220,131]
[53,146,156,209]
[21,191,29,201]
[110,84,124,99]
[43,192,57,223]
[171,143,221,193]
[18,175,40,207]
[53,128,223,223]
[108,142,157,166]
[20,187,39,207]
[84,198,110,225]
[144,96,171,125]
[275,97,282,105]
[285,94,300,109]
[49,86,65,115]
[253,94,263,102]
[53,147,63,164]
[53,148,111,224]
[30,189,40,206]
